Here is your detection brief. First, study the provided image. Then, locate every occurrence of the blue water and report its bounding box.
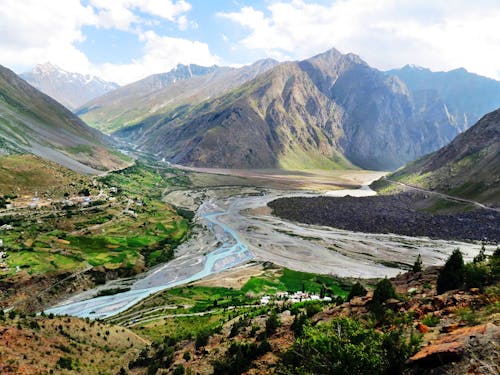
[45,210,253,319]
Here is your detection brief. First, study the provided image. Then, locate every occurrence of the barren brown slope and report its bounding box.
[118,62,355,170]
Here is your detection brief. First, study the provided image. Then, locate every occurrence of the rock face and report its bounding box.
[115,48,468,171]
[21,63,119,111]
[0,65,127,173]
[78,59,279,134]
[387,108,500,206]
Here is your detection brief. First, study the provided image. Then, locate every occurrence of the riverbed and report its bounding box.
[46,184,481,319]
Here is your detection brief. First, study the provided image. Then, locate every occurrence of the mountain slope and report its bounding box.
[118,62,354,169]
[77,60,279,134]
[387,108,500,206]
[387,65,500,130]
[21,63,119,111]
[0,64,127,174]
[116,48,462,170]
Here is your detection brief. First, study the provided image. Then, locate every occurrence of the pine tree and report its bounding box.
[437,249,464,294]
[412,254,423,272]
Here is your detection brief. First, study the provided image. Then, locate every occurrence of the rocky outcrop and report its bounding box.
[408,324,500,373]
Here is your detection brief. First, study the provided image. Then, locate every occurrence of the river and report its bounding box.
[46,185,480,319]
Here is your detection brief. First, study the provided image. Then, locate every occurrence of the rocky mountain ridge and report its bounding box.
[21,62,119,110]
[77,59,279,134]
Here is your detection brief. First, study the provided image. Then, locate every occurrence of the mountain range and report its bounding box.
[21,63,119,111]
[387,65,500,130]
[0,64,128,174]
[388,108,500,206]
[112,48,483,170]
[77,59,279,134]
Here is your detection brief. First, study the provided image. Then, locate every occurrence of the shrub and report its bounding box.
[464,262,490,289]
[421,314,440,327]
[195,330,210,350]
[173,365,185,375]
[369,278,397,320]
[437,249,464,294]
[212,341,271,375]
[57,357,73,370]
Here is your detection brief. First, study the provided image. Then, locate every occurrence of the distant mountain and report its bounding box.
[387,108,500,206]
[77,60,279,134]
[0,64,128,174]
[115,48,463,170]
[387,65,500,130]
[21,63,119,111]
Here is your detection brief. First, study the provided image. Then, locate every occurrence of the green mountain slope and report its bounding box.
[77,60,278,134]
[387,108,500,206]
[0,64,128,174]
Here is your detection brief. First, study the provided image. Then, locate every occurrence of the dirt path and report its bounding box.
[385,178,500,212]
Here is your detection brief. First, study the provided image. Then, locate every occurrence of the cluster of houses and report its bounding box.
[260,291,333,305]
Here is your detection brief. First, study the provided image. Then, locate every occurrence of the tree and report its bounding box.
[370,278,397,319]
[280,317,420,375]
[412,254,423,272]
[348,282,367,301]
[437,249,464,294]
[265,311,280,337]
[473,244,487,264]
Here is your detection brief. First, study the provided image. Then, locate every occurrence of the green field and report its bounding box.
[0,162,190,277]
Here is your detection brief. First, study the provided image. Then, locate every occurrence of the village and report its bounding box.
[260,290,333,305]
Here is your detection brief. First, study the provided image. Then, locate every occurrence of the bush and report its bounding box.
[421,314,440,327]
[437,249,464,294]
[212,341,271,375]
[464,262,490,289]
[347,282,367,301]
[173,365,185,375]
[369,278,397,320]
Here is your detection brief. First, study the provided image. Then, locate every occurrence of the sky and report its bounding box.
[1,0,499,85]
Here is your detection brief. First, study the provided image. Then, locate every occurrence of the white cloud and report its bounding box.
[89,0,192,30]
[97,31,219,84]
[0,0,215,85]
[0,0,96,73]
[219,0,500,80]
